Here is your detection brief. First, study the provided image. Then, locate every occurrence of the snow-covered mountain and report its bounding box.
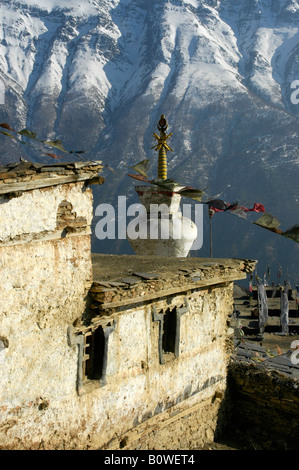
[0,0,298,284]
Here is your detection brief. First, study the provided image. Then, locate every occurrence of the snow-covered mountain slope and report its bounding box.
[0,0,298,282]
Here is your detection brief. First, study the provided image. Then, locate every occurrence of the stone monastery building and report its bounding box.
[0,158,255,450]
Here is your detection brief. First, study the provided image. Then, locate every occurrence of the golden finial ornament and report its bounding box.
[151,115,173,180]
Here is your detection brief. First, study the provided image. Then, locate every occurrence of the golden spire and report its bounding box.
[151,115,173,180]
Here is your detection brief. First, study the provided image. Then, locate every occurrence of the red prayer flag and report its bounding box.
[241,203,265,213]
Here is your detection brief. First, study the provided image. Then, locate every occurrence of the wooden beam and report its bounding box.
[94,272,246,310]
[0,171,103,195]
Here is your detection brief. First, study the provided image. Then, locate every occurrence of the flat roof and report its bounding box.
[0,161,104,194]
[90,254,257,312]
[92,253,256,281]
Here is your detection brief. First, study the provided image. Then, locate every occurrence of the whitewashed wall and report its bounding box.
[0,278,233,449]
[0,182,92,243]
[0,181,235,450]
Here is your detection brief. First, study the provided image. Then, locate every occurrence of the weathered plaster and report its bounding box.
[0,281,234,450]
[0,169,255,450]
[0,182,92,243]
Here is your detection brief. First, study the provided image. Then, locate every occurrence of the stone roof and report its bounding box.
[89,254,257,316]
[0,160,104,195]
[232,340,299,380]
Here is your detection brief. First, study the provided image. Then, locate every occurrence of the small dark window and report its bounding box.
[83,326,105,381]
[80,322,116,391]
[162,308,177,355]
[152,299,189,365]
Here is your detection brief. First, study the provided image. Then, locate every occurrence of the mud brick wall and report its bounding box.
[105,389,227,450]
[92,285,235,451]
[228,362,299,449]
[0,282,234,450]
[0,181,95,449]
[0,169,252,450]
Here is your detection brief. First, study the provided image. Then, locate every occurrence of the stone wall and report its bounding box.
[0,281,234,449]
[65,284,234,451]
[105,389,226,450]
[99,285,233,450]
[228,362,299,449]
[0,181,93,244]
[0,171,252,450]
[0,181,94,449]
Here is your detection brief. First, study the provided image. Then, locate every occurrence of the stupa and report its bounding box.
[128,115,198,257]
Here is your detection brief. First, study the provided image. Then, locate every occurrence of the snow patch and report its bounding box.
[10,0,100,15]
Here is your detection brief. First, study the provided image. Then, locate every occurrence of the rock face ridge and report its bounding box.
[0,0,298,278]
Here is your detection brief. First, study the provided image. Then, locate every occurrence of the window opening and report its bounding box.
[162,308,176,355]
[152,298,189,364]
[83,327,105,381]
[81,323,115,388]
[67,321,116,394]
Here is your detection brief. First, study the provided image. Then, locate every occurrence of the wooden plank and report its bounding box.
[0,170,103,194]
[84,331,93,337]
[96,272,247,310]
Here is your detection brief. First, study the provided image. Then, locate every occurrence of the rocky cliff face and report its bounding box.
[0,0,298,282]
